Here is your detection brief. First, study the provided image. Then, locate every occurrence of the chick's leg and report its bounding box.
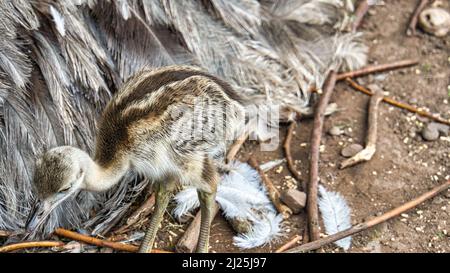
[139,179,176,253]
[196,158,218,253]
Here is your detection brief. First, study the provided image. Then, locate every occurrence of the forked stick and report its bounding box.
[286,179,450,252]
[340,90,384,169]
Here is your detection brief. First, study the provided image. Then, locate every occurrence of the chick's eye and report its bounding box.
[59,187,70,193]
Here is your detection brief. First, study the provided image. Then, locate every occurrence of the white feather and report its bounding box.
[318,185,352,250]
[259,159,285,172]
[233,212,284,249]
[173,187,199,220]
[49,5,65,37]
[173,161,284,249]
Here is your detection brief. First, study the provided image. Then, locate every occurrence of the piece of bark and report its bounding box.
[113,193,156,234]
[175,203,220,253]
[280,189,307,214]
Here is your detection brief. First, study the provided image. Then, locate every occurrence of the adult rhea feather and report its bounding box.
[0,0,367,239]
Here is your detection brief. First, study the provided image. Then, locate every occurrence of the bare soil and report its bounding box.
[89,1,450,253]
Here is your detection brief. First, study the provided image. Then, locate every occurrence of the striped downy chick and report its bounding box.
[27,65,245,253]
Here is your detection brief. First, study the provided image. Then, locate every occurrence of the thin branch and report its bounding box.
[352,0,370,31]
[340,90,384,169]
[336,59,419,81]
[248,156,293,218]
[346,79,450,126]
[0,230,13,237]
[274,235,302,253]
[0,241,64,253]
[283,121,303,187]
[113,193,156,235]
[307,71,338,242]
[54,228,171,253]
[226,130,249,163]
[407,0,430,36]
[286,179,450,252]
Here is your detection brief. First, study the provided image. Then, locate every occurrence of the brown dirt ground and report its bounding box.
[48,1,449,253]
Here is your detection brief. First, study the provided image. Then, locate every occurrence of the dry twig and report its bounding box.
[274,235,302,253]
[248,156,293,218]
[407,0,430,36]
[307,71,338,242]
[286,179,450,252]
[340,90,384,169]
[226,130,249,163]
[352,0,370,31]
[346,79,450,126]
[283,122,303,186]
[0,241,64,253]
[0,230,13,237]
[336,59,419,81]
[54,228,170,253]
[175,203,220,253]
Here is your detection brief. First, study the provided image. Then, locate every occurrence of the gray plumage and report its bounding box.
[0,0,367,238]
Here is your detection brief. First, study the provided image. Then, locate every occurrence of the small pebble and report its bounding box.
[422,122,450,141]
[409,97,418,105]
[280,189,307,214]
[328,126,344,136]
[341,144,364,158]
[431,122,449,136]
[422,124,440,141]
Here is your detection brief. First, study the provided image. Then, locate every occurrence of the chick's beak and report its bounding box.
[25,192,71,232]
[25,199,52,232]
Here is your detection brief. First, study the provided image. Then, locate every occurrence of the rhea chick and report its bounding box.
[26,65,245,253]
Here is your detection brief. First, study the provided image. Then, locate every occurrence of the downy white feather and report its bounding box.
[318,184,352,250]
[174,161,284,249]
